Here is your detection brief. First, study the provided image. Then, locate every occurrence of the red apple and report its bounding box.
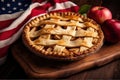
[101,19,120,44]
[87,6,112,24]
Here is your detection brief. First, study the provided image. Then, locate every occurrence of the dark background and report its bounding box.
[0,0,120,79]
[102,0,120,20]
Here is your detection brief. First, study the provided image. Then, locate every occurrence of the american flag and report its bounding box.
[0,0,79,63]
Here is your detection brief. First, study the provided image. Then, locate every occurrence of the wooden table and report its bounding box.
[0,0,120,79]
[0,50,120,79]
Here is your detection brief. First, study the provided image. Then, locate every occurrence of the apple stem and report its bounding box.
[98,7,103,10]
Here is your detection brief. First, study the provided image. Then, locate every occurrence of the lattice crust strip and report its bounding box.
[23,12,103,58]
[32,18,96,54]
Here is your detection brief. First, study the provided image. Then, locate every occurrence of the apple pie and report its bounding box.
[22,12,104,61]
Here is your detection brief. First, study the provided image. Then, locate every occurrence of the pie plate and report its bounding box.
[11,39,120,78]
[22,12,104,61]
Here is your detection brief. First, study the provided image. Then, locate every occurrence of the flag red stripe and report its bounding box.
[30,6,47,17]
[0,15,31,40]
[0,0,78,40]
[31,2,79,17]
[0,10,47,40]
[30,1,53,17]
[0,18,16,30]
[0,0,79,58]
[0,5,79,40]
[0,25,21,40]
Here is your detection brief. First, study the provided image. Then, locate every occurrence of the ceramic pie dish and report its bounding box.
[22,12,104,61]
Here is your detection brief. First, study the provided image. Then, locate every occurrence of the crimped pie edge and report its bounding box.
[22,12,104,61]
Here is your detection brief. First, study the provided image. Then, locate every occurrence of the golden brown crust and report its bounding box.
[22,12,104,61]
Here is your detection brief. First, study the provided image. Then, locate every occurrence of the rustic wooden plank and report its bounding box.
[65,60,120,79]
[1,51,120,79]
[11,39,120,78]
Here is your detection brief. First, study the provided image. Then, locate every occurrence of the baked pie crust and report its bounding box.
[22,12,104,61]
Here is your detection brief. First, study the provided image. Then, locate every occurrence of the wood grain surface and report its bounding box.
[11,39,120,78]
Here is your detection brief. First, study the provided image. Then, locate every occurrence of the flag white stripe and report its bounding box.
[0,11,24,21]
[48,1,77,12]
[0,26,23,48]
[0,0,78,48]
[0,1,48,48]
[24,1,77,26]
[0,1,47,33]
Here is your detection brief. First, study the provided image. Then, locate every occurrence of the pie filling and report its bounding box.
[23,12,104,59]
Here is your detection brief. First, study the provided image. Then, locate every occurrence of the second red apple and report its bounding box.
[87,6,112,24]
[101,19,120,43]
